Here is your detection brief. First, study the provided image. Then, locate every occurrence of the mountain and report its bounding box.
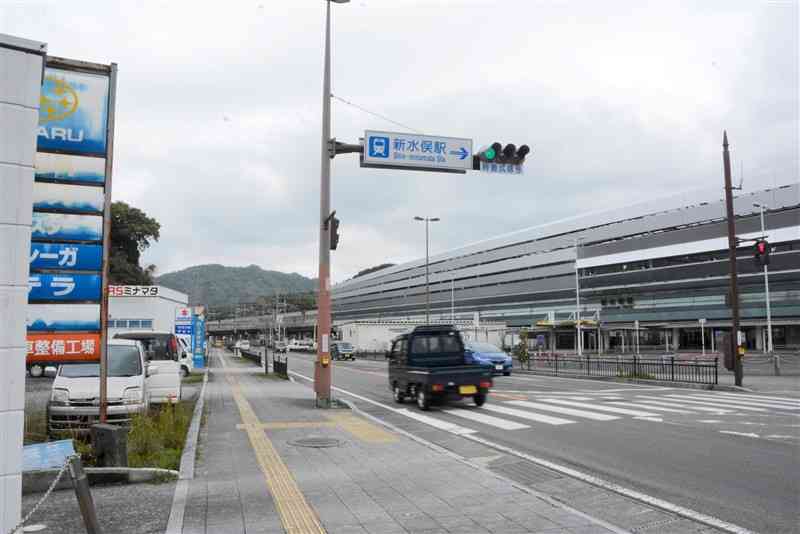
[155,264,316,307]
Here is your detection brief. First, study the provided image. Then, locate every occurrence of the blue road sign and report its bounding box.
[362,130,473,173]
[23,439,75,471]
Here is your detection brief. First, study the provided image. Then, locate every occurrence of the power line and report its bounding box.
[331,93,423,134]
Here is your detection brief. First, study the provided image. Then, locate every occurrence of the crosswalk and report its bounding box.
[407,391,800,435]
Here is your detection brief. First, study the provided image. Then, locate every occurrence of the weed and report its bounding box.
[182,374,204,385]
[128,401,194,470]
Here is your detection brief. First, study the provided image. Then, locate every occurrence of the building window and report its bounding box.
[115,320,128,328]
[108,320,116,328]
[128,320,141,328]
[141,319,153,328]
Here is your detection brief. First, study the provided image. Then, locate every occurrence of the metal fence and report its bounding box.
[517,355,718,385]
[273,353,289,379]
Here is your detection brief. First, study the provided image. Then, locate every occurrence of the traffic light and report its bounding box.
[754,240,770,267]
[330,215,340,250]
[473,142,531,169]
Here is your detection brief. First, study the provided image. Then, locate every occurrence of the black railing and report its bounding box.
[517,355,718,385]
[240,348,262,366]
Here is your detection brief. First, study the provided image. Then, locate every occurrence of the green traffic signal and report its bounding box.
[485,147,496,160]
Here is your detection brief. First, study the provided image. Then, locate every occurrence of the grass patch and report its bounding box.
[182,373,205,384]
[24,411,48,445]
[128,401,194,470]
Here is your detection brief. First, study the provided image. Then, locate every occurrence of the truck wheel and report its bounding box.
[473,393,487,407]
[29,364,44,378]
[393,385,405,404]
[416,388,430,411]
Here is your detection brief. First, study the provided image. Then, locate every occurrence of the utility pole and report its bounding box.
[723,131,743,386]
[754,203,774,354]
[575,237,583,357]
[414,216,440,324]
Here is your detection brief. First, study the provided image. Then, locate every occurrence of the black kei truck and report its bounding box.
[387,325,493,410]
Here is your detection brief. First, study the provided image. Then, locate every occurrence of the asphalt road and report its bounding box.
[272,350,800,534]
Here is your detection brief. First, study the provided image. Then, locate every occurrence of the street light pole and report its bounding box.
[415,216,440,324]
[755,203,774,354]
[575,237,583,357]
[315,0,348,407]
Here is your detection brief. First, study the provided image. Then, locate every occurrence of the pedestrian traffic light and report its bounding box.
[754,240,770,267]
[330,215,340,250]
[473,142,531,169]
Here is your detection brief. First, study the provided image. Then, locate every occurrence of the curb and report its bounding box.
[510,368,754,392]
[164,365,210,534]
[22,467,178,495]
[339,399,631,534]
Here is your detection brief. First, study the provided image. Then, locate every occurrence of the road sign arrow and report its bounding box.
[449,147,469,160]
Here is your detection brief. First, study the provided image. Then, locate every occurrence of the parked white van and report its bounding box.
[114,330,193,378]
[46,339,181,437]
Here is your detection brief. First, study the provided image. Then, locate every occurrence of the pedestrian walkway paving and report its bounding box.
[179,349,630,533]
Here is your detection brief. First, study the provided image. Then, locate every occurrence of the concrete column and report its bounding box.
[755,326,764,352]
[0,35,45,533]
[672,328,680,351]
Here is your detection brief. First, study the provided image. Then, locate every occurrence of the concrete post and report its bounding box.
[672,328,680,351]
[0,34,46,533]
[755,326,764,352]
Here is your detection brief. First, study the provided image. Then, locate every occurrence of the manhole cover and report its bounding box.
[289,437,341,448]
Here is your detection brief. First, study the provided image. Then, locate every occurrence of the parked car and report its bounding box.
[235,339,251,351]
[114,331,192,378]
[287,340,303,352]
[465,341,513,376]
[275,341,288,354]
[331,341,355,361]
[46,339,180,437]
[387,325,492,410]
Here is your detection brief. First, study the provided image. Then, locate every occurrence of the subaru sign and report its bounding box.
[362,130,472,173]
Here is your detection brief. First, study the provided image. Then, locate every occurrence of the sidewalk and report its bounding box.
[175,350,626,534]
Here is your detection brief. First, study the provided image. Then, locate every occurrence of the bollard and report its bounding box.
[69,455,102,534]
[91,424,128,467]
[773,354,781,376]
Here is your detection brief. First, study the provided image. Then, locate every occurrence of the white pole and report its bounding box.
[451,272,455,321]
[701,322,705,356]
[575,238,582,356]
[759,205,774,353]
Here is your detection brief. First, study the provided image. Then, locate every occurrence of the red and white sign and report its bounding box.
[175,307,192,323]
[26,333,101,362]
[108,285,159,297]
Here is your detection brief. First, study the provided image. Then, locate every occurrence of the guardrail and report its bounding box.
[516,354,718,385]
[239,348,262,366]
[273,353,288,379]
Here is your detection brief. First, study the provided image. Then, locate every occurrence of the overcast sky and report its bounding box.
[4,0,798,283]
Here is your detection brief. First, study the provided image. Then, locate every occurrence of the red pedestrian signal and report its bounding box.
[754,240,770,267]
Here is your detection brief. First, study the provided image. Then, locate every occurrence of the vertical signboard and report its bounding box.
[192,315,206,369]
[28,57,117,419]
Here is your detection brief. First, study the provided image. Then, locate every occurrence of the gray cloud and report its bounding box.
[4,0,796,285]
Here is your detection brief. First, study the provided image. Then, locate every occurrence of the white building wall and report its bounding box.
[108,286,188,337]
[0,34,45,534]
[339,321,507,354]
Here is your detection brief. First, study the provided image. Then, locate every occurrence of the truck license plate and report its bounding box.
[459,385,477,395]
[495,364,503,371]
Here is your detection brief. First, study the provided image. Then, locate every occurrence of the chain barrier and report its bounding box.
[8,454,77,534]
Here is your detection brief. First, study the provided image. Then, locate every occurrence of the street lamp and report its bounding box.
[414,216,440,324]
[753,203,774,354]
[316,0,348,407]
[574,237,584,357]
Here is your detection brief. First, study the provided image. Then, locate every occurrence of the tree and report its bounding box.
[109,201,160,285]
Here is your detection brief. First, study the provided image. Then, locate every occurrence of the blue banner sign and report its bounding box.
[30,243,102,271]
[23,439,75,472]
[33,182,104,214]
[175,324,192,335]
[31,212,102,242]
[192,316,206,368]
[28,304,101,332]
[29,274,101,302]
[37,68,109,155]
[35,152,105,185]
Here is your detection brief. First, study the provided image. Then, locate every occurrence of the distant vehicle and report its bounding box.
[331,342,355,361]
[46,339,180,437]
[297,339,315,352]
[387,325,492,411]
[114,331,192,378]
[213,339,224,348]
[287,340,304,352]
[465,342,513,376]
[235,340,251,351]
[275,341,288,354]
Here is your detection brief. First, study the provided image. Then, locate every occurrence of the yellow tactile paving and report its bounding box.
[236,421,338,430]
[324,413,398,444]
[218,352,326,534]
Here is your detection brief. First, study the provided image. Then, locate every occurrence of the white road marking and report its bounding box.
[764,434,799,440]
[537,398,660,417]
[482,404,575,426]
[443,408,530,430]
[635,396,733,413]
[398,409,479,435]
[507,400,619,421]
[633,416,664,422]
[697,420,723,424]
[720,431,760,438]
[685,394,800,411]
[605,402,694,414]
[661,396,768,412]
[711,392,800,405]
[289,370,755,534]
